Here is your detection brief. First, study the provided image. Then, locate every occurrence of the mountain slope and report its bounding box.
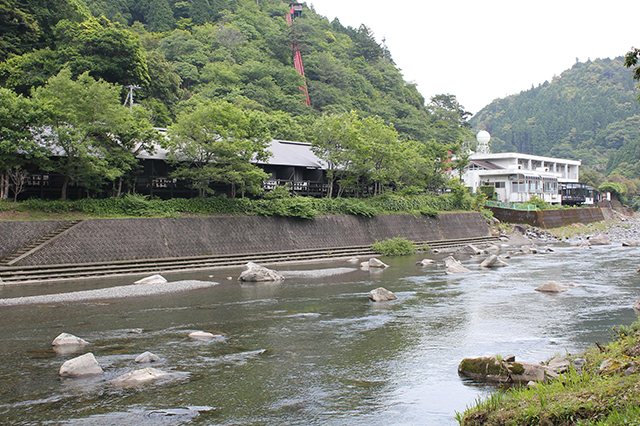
[470,57,640,173]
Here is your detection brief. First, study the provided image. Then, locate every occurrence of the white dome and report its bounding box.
[476,130,491,143]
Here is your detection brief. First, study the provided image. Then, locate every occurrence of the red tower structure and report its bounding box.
[287,3,311,107]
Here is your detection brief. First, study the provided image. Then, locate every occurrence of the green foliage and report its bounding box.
[263,184,292,199]
[371,237,416,256]
[599,181,627,197]
[458,318,640,426]
[479,208,494,222]
[253,196,319,220]
[527,195,550,210]
[166,100,271,198]
[478,185,495,200]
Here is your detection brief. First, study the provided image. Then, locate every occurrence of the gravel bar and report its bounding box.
[0,280,218,307]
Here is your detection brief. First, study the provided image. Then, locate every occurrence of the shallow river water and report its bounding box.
[1,243,639,425]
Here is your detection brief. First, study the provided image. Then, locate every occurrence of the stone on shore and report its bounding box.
[444,256,470,274]
[112,367,170,386]
[59,353,103,377]
[507,233,534,247]
[368,287,397,302]
[134,274,168,285]
[52,332,89,347]
[480,254,509,268]
[535,281,568,293]
[368,258,389,268]
[589,234,611,245]
[135,351,161,363]
[238,262,284,282]
[458,356,555,384]
[622,240,640,247]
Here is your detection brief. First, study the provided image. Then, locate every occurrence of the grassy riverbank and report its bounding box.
[457,320,640,425]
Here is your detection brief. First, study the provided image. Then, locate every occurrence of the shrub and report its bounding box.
[371,237,416,256]
[420,206,439,218]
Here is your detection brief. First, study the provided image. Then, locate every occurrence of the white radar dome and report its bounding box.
[476,130,491,143]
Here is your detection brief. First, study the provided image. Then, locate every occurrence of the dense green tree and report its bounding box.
[166,101,271,198]
[0,0,90,60]
[146,0,174,32]
[54,16,149,85]
[0,88,48,199]
[33,69,156,199]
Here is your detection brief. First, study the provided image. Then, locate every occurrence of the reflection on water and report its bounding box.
[0,244,639,425]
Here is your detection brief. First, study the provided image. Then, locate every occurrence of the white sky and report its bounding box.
[309,0,639,115]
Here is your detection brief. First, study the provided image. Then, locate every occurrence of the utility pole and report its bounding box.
[123,85,141,109]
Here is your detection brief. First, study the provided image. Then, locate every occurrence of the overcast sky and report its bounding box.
[308,0,639,115]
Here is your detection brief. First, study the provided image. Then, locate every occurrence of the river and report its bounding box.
[0,243,639,425]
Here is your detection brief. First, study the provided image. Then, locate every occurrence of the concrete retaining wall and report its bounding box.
[2,213,489,266]
[488,207,604,229]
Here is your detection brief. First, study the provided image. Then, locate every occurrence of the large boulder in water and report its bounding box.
[112,367,170,386]
[480,254,509,268]
[458,356,555,384]
[135,351,161,363]
[368,287,397,302]
[368,258,389,268]
[59,353,103,377]
[444,256,471,274]
[52,333,89,347]
[535,281,568,293]
[507,233,534,247]
[238,262,284,282]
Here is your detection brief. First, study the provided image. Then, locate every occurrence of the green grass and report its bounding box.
[456,319,640,425]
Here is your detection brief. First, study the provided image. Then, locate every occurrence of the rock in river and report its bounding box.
[480,254,509,268]
[135,351,161,363]
[134,274,168,285]
[535,281,568,293]
[444,256,470,274]
[59,353,104,377]
[238,262,284,282]
[52,332,89,347]
[368,258,389,268]
[112,367,170,386]
[369,287,397,302]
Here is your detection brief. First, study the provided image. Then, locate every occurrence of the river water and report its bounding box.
[1,243,639,425]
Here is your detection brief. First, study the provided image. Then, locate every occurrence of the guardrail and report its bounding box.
[485,200,538,211]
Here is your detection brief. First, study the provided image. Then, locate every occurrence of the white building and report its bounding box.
[462,152,581,204]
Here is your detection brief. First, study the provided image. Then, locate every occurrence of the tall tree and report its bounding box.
[33,69,150,199]
[146,0,174,32]
[0,88,47,199]
[311,112,359,198]
[54,16,149,85]
[166,101,271,198]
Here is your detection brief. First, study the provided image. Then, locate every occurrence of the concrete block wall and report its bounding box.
[0,221,64,260]
[488,207,604,229]
[5,212,489,266]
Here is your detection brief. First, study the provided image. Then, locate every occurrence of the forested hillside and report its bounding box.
[1,0,472,144]
[470,57,640,182]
